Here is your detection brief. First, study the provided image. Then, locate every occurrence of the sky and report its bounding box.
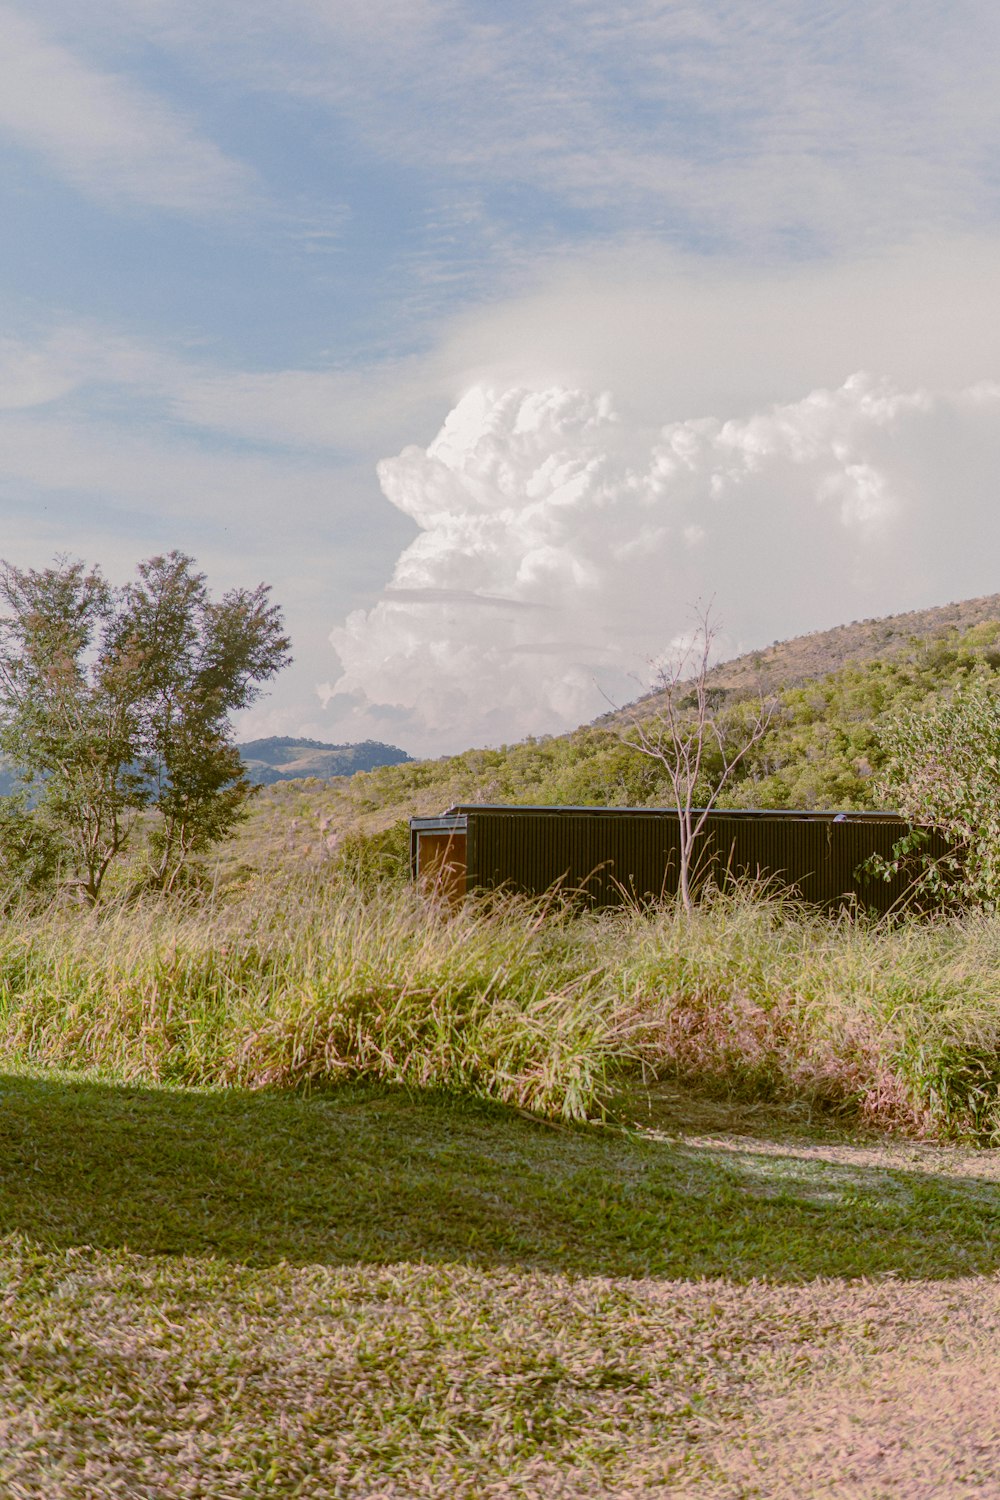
[3,1,1000,756]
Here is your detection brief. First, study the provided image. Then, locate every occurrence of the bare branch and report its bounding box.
[610,601,776,910]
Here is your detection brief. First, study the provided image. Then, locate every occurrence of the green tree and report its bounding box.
[873,679,1000,906]
[0,552,290,901]
[0,792,65,905]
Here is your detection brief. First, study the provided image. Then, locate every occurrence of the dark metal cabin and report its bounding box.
[410,805,939,913]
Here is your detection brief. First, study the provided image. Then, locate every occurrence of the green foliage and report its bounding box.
[332,818,412,892]
[0,552,290,900]
[873,679,1000,906]
[0,793,65,905]
[725,624,1000,810]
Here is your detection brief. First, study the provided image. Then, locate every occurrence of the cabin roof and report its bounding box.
[410,804,907,828]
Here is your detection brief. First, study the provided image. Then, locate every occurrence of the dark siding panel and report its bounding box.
[461,808,941,913]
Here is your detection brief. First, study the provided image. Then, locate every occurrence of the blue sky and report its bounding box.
[3,2,1000,753]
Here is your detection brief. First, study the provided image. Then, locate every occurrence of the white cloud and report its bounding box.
[0,325,181,410]
[300,0,1000,251]
[0,335,81,411]
[7,227,1000,758]
[0,410,339,524]
[0,320,446,456]
[435,236,1000,421]
[0,4,254,213]
[170,362,445,453]
[328,374,1000,755]
[0,317,434,744]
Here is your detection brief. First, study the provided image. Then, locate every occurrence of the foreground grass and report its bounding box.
[2,879,999,1493]
[2,875,1000,1137]
[0,1070,998,1497]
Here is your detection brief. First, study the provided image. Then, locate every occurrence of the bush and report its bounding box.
[332,819,412,892]
[874,680,1000,906]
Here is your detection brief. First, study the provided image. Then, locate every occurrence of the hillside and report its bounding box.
[608,591,1000,723]
[220,592,1000,876]
[704,591,1000,691]
[236,736,412,785]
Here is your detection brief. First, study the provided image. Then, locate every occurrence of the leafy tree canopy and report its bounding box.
[0,552,290,901]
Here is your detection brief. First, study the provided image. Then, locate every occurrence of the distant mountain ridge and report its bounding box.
[0,736,412,797]
[236,737,412,785]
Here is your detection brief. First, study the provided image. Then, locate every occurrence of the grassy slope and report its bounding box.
[221,594,1000,877]
[1,1071,998,1497]
[7,596,1000,1495]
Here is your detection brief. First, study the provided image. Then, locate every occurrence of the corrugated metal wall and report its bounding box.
[459,807,941,913]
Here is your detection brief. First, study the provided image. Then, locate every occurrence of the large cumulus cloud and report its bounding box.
[326,376,1000,754]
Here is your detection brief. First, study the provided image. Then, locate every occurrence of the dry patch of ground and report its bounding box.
[652,1279,1000,1498]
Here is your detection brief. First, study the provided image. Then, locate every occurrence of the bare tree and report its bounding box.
[617,602,776,910]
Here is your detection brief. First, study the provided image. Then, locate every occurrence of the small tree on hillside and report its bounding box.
[0,552,291,901]
[616,603,776,910]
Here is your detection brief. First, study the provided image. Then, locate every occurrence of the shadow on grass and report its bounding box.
[1,1071,997,1282]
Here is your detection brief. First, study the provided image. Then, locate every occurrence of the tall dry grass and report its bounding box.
[0,874,999,1136]
[0,878,619,1119]
[608,891,1000,1139]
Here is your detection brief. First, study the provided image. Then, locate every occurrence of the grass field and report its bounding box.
[1,875,999,1495]
[1,1070,998,1497]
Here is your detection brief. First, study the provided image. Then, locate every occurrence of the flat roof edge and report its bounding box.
[410,814,468,830]
[427,804,909,822]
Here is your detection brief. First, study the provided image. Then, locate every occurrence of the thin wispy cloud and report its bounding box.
[30,0,1000,265]
[0,320,445,454]
[68,0,1000,248]
[0,410,339,529]
[0,4,255,214]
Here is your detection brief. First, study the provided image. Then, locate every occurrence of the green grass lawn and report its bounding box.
[1,1069,998,1497]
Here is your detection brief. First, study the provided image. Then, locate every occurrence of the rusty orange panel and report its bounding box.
[416,830,468,904]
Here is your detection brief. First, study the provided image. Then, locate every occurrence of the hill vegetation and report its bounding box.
[222,593,1000,875]
[236,735,412,785]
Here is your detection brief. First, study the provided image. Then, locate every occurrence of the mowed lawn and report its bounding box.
[0,1071,998,1497]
